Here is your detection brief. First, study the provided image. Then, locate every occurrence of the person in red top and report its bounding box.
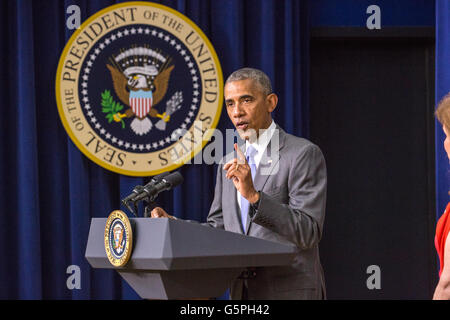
[433,93,450,300]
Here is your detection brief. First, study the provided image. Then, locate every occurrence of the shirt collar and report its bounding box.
[245,120,276,156]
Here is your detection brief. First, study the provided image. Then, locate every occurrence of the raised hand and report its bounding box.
[223,143,259,204]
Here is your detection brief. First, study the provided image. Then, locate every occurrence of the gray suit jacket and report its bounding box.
[206,125,327,300]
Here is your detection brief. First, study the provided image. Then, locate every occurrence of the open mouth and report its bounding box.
[236,121,249,130]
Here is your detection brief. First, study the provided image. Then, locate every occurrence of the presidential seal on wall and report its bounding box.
[56,2,223,176]
[104,210,133,267]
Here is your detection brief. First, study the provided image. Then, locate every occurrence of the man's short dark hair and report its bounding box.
[225,67,273,96]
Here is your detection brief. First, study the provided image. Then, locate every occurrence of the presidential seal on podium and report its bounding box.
[104,210,133,267]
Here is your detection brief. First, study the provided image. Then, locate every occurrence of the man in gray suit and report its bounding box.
[151,67,327,300]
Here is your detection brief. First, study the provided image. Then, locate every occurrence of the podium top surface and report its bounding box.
[86,217,297,271]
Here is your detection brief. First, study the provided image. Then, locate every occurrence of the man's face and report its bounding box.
[224,79,277,141]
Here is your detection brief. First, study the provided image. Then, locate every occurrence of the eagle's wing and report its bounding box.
[153,65,175,106]
[106,64,129,106]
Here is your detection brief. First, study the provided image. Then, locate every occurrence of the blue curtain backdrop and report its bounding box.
[0,0,309,299]
[436,1,450,224]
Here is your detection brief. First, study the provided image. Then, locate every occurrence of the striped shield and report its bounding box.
[129,90,153,119]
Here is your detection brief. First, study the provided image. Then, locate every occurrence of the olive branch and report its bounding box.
[101,90,125,129]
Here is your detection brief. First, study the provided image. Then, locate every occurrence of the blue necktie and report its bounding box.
[240,145,257,232]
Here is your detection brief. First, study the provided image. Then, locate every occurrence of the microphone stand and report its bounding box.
[121,185,145,217]
[128,194,158,218]
[143,192,160,218]
[122,199,137,217]
[121,180,158,217]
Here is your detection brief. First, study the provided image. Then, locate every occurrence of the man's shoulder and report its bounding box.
[281,129,323,157]
[278,131,326,173]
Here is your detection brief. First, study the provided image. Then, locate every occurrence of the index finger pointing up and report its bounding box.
[234,143,246,164]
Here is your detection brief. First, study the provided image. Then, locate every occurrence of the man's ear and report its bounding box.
[266,93,278,113]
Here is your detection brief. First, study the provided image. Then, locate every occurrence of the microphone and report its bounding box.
[141,171,171,194]
[121,172,171,206]
[132,171,184,202]
[121,185,145,205]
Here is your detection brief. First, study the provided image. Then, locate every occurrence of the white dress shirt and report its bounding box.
[237,120,276,209]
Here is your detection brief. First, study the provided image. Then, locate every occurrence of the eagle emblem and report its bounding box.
[105,47,183,136]
[104,210,133,267]
[113,223,125,254]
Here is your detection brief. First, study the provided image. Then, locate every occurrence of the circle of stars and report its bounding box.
[80,26,201,152]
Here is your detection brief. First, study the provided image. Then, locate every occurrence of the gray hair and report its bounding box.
[225,67,273,96]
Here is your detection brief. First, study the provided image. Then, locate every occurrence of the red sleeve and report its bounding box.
[435,202,450,277]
